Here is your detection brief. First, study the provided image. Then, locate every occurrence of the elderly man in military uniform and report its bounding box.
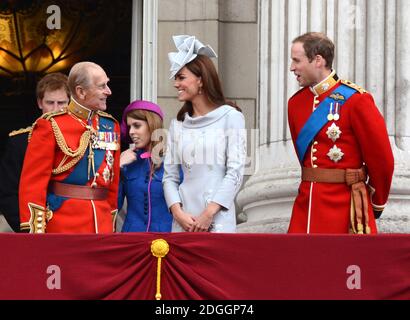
[19,62,120,233]
[287,32,394,234]
[0,73,70,232]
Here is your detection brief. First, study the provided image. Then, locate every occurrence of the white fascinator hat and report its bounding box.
[168,35,217,79]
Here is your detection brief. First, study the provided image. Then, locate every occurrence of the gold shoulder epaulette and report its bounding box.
[28,109,67,142]
[9,126,32,137]
[341,80,367,94]
[42,109,67,120]
[97,110,119,122]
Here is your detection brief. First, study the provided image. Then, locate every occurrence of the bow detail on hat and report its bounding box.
[168,35,217,79]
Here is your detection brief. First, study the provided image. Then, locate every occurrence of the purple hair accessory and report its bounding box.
[120,100,164,144]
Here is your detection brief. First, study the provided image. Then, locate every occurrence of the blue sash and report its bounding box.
[47,116,116,211]
[295,84,357,163]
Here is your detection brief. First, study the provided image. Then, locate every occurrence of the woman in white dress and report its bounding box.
[163,35,246,233]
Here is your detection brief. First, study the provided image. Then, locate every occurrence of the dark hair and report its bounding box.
[36,72,70,100]
[176,55,241,121]
[292,32,334,69]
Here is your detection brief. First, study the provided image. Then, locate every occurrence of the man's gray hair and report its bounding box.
[68,61,103,98]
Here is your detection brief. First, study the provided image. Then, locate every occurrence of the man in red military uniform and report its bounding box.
[19,62,120,233]
[287,32,394,234]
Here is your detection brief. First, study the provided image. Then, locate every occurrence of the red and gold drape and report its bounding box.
[0,233,409,299]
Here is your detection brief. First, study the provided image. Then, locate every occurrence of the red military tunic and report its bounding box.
[287,71,394,234]
[19,100,121,233]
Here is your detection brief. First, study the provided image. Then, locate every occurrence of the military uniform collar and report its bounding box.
[67,98,94,121]
[311,70,339,96]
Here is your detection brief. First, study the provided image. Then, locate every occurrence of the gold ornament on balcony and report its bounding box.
[151,239,170,300]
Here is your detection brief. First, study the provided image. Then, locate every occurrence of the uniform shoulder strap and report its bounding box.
[41,109,68,120]
[97,110,119,123]
[341,79,367,94]
[28,109,68,142]
[9,126,32,137]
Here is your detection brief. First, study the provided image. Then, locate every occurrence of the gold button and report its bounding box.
[312,149,317,153]
[313,141,318,145]
[312,157,317,161]
[313,165,318,168]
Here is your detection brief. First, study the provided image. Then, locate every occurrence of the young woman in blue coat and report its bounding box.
[118,100,172,232]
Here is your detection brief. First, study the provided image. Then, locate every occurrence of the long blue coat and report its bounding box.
[118,150,172,232]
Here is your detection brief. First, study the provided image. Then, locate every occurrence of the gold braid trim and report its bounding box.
[341,79,367,94]
[28,122,37,142]
[28,126,35,142]
[50,118,91,174]
[43,110,67,120]
[111,209,118,232]
[9,126,31,137]
[20,222,30,232]
[50,118,90,157]
[26,110,90,175]
[97,110,119,122]
[27,203,52,234]
[28,110,67,142]
[52,154,85,175]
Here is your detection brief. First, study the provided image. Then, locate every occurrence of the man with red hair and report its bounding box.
[0,72,70,232]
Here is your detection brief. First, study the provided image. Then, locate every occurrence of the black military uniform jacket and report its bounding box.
[0,127,31,232]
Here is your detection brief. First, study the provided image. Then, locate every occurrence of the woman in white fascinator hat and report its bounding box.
[163,34,247,233]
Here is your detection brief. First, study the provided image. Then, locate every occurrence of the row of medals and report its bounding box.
[327,102,340,121]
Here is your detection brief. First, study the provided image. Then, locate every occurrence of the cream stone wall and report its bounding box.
[237,0,410,233]
[154,0,408,234]
[157,0,258,135]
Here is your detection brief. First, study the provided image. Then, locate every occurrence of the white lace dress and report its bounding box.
[163,105,246,232]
